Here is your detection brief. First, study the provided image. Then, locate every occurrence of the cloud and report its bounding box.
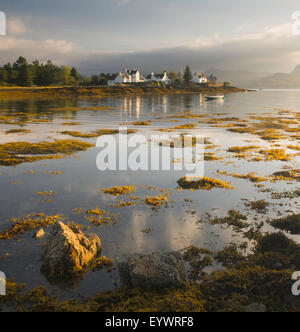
[74,22,300,74]
[7,17,29,35]
[114,0,131,5]
[0,36,78,64]
[0,20,299,75]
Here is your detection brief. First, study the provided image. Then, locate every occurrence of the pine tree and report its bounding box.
[183,66,193,83]
[71,67,81,82]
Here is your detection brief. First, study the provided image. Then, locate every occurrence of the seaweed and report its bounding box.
[177,176,233,190]
[269,214,300,234]
[0,140,93,166]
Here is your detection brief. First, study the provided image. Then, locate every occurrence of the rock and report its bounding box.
[117,251,185,288]
[33,228,45,240]
[41,221,101,280]
[244,303,266,312]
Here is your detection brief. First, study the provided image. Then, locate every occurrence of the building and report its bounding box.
[108,68,145,85]
[207,74,217,83]
[192,73,208,84]
[146,72,170,84]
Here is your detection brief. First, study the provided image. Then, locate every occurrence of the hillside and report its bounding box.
[253,65,300,88]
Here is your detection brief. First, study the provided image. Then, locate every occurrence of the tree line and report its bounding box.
[0,56,82,87]
[0,57,205,87]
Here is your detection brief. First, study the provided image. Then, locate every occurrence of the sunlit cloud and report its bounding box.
[7,17,29,35]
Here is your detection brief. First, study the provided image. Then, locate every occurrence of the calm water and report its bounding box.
[0,90,299,298]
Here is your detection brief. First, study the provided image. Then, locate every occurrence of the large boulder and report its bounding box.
[117,251,185,288]
[41,222,101,280]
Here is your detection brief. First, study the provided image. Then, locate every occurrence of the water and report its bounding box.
[0,90,299,298]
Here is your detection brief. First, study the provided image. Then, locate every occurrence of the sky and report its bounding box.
[0,0,300,74]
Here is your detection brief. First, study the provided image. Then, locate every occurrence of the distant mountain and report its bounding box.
[204,69,271,88]
[252,65,300,88]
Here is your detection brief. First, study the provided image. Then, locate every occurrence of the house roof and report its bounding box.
[154,73,166,79]
[194,73,207,79]
[126,69,139,75]
[120,72,130,79]
[146,73,167,79]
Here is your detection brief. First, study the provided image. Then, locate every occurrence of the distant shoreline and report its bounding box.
[0,85,246,99]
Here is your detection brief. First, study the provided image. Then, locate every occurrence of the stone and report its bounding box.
[117,251,185,288]
[33,228,45,240]
[244,303,267,312]
[41,221,101,280]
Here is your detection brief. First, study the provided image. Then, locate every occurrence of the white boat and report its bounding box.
[205,95,225,100]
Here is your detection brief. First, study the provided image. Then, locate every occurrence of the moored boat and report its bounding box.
[205,95,225,100]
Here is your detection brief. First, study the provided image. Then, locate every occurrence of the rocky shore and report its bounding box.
[0,84,245,99]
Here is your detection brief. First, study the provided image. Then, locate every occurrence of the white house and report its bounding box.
[146,72,170,85]
[108,69,145,85]
[192,73,208,84]
[108,72,130,85]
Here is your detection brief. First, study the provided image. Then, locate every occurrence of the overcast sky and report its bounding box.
[0,0,300,74]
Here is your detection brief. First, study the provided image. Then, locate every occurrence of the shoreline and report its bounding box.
[0,85,246,99]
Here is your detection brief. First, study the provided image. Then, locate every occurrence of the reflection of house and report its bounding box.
[108,69,145,85]
[0,272,5,296]
[146,72,170,85]
[192,73,208,84]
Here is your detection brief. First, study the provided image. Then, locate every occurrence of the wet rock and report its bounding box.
[33,228,45,240]
[117,251,185,288]
[41,221,101,280]
[244,303,266,312]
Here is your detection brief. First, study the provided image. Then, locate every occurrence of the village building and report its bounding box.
[146,72,170,84]
[192,73,208,84]
[207,74,217,83]
[108,68,145,85]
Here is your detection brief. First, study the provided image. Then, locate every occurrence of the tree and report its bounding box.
[168,71,177,83]
[90,75,100,85]
[57,66,72,85]
[183,66,193,83]
[0,68,8,83]
[177,72,183,84]
[71,67,81,82]
[14,56,33,86]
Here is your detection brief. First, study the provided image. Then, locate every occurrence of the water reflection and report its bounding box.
[1,90,300,295]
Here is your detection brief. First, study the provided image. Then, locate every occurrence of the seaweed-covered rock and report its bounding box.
[41,222,101,280]
[117,251,185,288]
